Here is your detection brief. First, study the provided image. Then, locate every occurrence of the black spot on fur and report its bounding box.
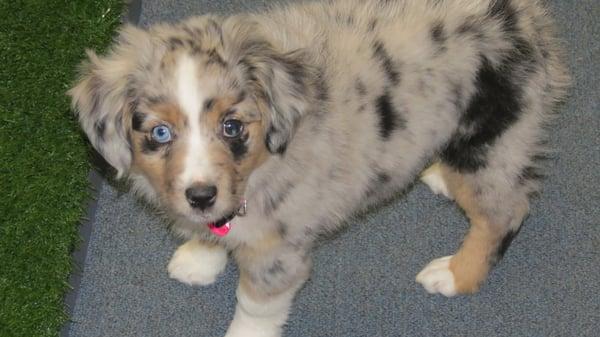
[182,25,199,39]
[357,103,367,114]
[277,222,288,238]
[541,49,550,60]
[532,151,552,162]
[184,38,198,49]
[265,126,287,155]
[267,259,285,276]
[190,46,203,56]
[519,166,544,184]
[167,37,184,50]
[132,111,146,132]
[492,228,521,264]
[375,93,399,139]
[316,73,329,102]
[510,38,537,72]
[443,1,539,172]
[368,18,378,32]
[457,17,485,41]
[365,171,392,197]
[207,18,225,46]
[234,91,247,104]
[263,181,294,216]
[141,137,161,153]
[94,118,106,140]
[431,22,446,44]
[378,172,391,184]
[207,49,228,67]
[431,22,448,54]
[442,56,528,172]
[355,79,367,97]
[229,133,249,161]
[260,259,287,286]
[204,98,215,111]
[488,0,518,34]
[372,41,401,86]
[457,20,476,35]
[281,57,308,92]
[490,0,539,67]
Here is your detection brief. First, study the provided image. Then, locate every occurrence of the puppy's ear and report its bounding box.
[68,25,151,177]
[235,36,314,154]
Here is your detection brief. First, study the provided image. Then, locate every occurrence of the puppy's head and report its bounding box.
[69,17,314,225]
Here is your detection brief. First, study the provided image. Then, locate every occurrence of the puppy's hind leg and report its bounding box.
[417,164,530,296]
[168,239,228,286]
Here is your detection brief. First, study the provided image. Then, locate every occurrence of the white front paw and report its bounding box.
[224,308,282,337]
[416,255,457,297]
[167,241,227,286]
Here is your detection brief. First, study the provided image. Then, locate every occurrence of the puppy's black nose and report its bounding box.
[185,184,217,210]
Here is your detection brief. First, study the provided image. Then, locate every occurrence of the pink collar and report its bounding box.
[208,200,247,237]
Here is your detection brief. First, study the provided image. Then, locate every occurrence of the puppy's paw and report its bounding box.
[224,310,282,337]
[167,241,227,286]
[420,163,452,199]
[225,321,280,337]
[416,255,457,297]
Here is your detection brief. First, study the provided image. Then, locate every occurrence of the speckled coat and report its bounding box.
[69,1,569,336]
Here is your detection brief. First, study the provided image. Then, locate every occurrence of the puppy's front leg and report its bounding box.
[168,239,228,286]
[225,241,311,337]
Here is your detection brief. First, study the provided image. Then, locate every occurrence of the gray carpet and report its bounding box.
[65,0,600,336]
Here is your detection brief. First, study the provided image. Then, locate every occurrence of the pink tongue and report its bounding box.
[208,222,231,237]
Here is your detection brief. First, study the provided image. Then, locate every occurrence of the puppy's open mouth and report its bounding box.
[211,212,237,228]
[206,200,247,237]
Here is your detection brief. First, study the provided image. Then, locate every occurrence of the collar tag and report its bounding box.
[237,199,247,217]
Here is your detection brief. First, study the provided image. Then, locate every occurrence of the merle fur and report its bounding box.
[94,118,107,140]
[132,111,146,131]
[374,92,401,139]
[141,137,161,153]
[262,181,295,216]
[372,40,401,86]
[442,52,531,172]
[228,132,249,161]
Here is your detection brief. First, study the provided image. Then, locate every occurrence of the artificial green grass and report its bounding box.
[0,1,124,336]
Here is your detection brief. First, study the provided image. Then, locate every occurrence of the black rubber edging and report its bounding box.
[60,1,142,336]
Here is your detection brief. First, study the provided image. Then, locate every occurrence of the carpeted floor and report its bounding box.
[65,1,599,336]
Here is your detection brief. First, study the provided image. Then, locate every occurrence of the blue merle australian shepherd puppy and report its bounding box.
[69,0,569,335]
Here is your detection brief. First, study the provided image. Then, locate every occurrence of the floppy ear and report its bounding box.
[235,36,314,154]
[68,25,151,177]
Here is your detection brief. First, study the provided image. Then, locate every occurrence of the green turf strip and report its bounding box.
[0,1,124,336]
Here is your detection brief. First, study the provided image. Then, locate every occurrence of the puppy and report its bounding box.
[69,0,569,336]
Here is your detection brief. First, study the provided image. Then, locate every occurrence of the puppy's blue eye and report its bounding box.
[223,119,244,138]
[151,125,172,143]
